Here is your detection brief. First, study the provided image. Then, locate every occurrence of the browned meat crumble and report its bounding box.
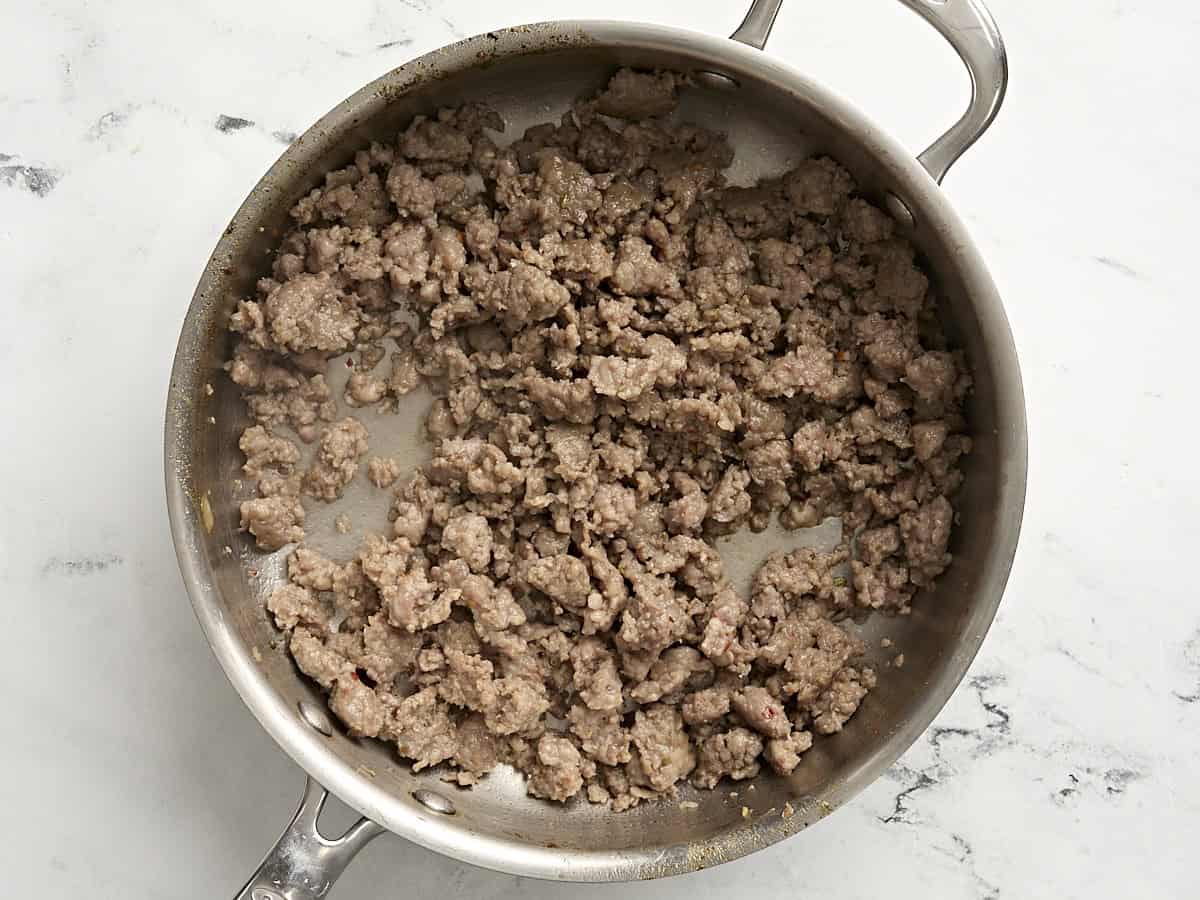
[226,68,970,809]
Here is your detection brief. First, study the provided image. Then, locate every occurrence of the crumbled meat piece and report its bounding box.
[699,588,749,668]
[527,554,591,608]
[589,69,680,120]
[911,420,949,462]
[239,496,305,550]
[630,704,696,793]
[452,713,499,782]
[731,686,792,739]
[527,734,585,802]
[857,525,900,566]
[708,467,751,525]
[289,627,349,688]
[682,683,733,725]
[387,688,459,770]
[691,727,763,789]
[557,238,614,287]
[568,705,632,766]
[476,262,570,325]
[229,67,969,807]
[571,638,624,711]
[438,648,497,711]
[665,487,708,534]
[764,731,814,775]
[389,340,423,397]
[782,157,853,216]
[345,372,388,407]
[267,584,330,632]
[811,667,876,734]
[630,646,713,704]
[851,559,912,612]
[524,375,597,424]
[264,273,360,353]
[367,456,402,488]
[612,236,680,298]
[303,418,369,501]
[440,560,526,630]
[485,677,549,735]
[239,425,300,478]
[904,352,959,405]
[441,512,493,573]
[590,482,637,536]
[330,673,387,737]
[360,614,421,682]
[618,564,691,653]
[288,547,340,591]
[429,437,523,495]
[899,495,954,582]
[588,355,659,400]
[358,536,450,632]
[239,365,337,444]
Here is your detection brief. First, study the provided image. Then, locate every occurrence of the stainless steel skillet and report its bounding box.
[164,1,1026,896]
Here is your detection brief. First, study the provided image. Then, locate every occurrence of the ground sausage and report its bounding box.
[229,67,970,808]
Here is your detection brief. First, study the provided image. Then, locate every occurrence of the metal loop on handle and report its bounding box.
[731,0,1008,183]
[900,0,1008,183]
[234,777,385,900]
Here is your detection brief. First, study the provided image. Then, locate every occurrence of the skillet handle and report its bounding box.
[731,0,1008,183]
[233,776,385,900]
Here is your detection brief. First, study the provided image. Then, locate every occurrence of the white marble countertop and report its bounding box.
[2,0,1195,896]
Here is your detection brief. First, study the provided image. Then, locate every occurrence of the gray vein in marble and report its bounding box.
[41,553,124,576]
[373,0,460,38]
[881,766,937,825]
[1054,642,1106,678]
[968,674,1012,735]
[880,673,1013,825]
[1053,764,1145,807]
[1173,626,1200,703]
[928,725,974,749]
[87,109,129,140]
[1,164,61,196]
[1102,767,1142,794]
[1057,771,1080,801]
[336,36,415,57]
[1093,255,1143,279]
[210,112,298,144]
[215,114,255,133]
[941,833,1000,900]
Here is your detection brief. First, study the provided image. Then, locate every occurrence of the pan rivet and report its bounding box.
[884,192,915,230]
[694,70,740,91]
[413,789,456,815]
[298,699,334,736]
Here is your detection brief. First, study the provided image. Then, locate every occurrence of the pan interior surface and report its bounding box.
[166,21,1025,882]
